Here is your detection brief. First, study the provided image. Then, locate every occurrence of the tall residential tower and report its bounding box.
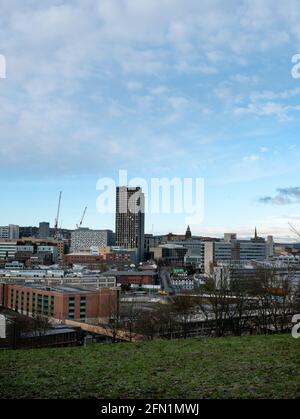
[115,186,145,262]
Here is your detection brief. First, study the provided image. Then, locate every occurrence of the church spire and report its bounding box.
[185,225,192,240]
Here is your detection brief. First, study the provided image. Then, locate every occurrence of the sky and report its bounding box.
[1,0,300,241]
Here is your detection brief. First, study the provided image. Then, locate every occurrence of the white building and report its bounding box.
[267,236,274,258]
[0,225,19,240]
[238,241,267,262]
[204,234,270,274]
[0,268,65,278]
[0,242,17,259]
[204,241,232,273]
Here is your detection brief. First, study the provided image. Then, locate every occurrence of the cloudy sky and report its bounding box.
[1,0,300,241]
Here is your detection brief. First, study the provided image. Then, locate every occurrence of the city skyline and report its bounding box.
[0,207,293,243]
[0,183,298,243]
[0,182,297,242]
[1,2,300,401]
[1,1,300,240]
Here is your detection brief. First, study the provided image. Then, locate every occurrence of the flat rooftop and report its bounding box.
[107,271,157,276]
[22,284,92,294]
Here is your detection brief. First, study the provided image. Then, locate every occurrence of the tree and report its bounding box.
[171,293,196,339]
[120,298,142,342]
[294,282,300,312]
[195,271,255,337]
[132,303,177,340]
[134,310,159,340]
[33,315,51,337]
[103,293,121,343]
[253,267,296,334]
[225,278,255,336]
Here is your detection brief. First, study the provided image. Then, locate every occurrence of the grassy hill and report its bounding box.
[0,334,299,399]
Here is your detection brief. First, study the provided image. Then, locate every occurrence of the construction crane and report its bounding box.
[288,222,300,240]
[77,206,87,229]
[54,191,62,240]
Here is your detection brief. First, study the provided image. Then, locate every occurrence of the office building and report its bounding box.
[64,246,137,269]
[204,241,232,273]
[104,270,157,286]
[19,226,39,238]
[0,242,17,260]
[171,240,204,256]
[238,241,267,262]
[0,225,19,240]
[115,186,145,262]
[204,234,270,274]
[0,238,63,267]
[224,233,237,242]
[0,226,11,239]
[39,222,50,238]
[267,236,274,258]
[70,229,115,253]
[151,244,188,265]
[0,284,119,323]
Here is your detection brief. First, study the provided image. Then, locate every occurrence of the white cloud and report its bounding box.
[1,0,300,173]
[243,154,260,162]
[126,81,143,91]
[235,101,300,120]
[149,85,169,96]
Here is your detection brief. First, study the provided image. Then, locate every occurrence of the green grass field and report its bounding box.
[0,334,299,399]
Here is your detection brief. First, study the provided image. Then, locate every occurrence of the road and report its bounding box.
[159,268,175,295]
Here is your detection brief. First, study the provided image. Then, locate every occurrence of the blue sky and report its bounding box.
[1,0,300,241]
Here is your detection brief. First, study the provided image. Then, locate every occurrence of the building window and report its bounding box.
[50,296,55,317]
[80,296,86,321]
[43,295,49,316]
[68,297,75,319]
[10,289,14,308]
[21,291,25,314]
[37,294,43,315]
[32,293,36,318]
[15,290,19,313]
[26,292,30,315]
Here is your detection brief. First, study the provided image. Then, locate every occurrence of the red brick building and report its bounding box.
[113,271,157,286]
[63,253,106,269]
[63,252,134,270]
[0,284,119,323]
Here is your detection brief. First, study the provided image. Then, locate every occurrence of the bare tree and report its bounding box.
[131,303,178,340]
[295,282,300,313]
[102,293,122,343]
[134,310,159,340]
[33,315,51,337]
[254,267,296,334]
[226,278,256,336]
[195,271,255,337]
[171,293,196,339]
[120,298,142,342]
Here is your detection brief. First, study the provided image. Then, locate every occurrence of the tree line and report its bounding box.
[105,267,300,341]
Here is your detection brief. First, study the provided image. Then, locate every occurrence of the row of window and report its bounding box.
[9,289,87,322]
[10,289,55,318]
[68,296,86,321]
